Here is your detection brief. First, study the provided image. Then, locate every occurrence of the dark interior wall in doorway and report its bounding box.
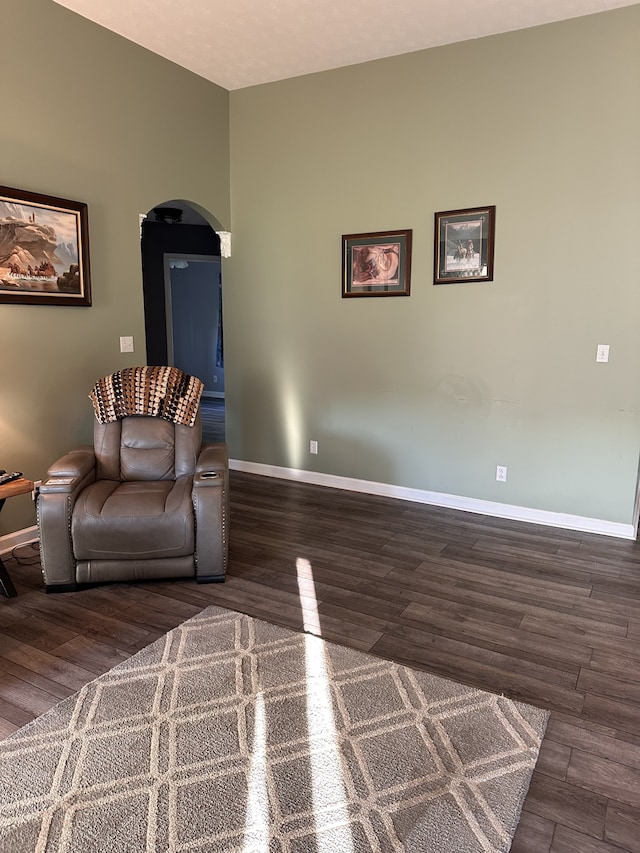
[141,221,220,365]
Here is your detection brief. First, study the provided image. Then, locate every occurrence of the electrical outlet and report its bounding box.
[32,480,42,500]
[120,336,134,353]
[309,440,318,455]
[496,465,507,482]
[596,344,610,363]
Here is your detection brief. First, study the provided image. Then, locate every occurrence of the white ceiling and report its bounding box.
[53,0,636,91]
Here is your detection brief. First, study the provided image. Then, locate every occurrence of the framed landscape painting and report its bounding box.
[0,185,91,306]
[434,205,495,285]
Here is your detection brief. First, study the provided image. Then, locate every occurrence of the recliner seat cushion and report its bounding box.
[71,476,195,560]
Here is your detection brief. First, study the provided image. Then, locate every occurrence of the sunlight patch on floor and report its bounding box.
[298,557,355,852]
[243,693,269,850]
[296,556,322,635]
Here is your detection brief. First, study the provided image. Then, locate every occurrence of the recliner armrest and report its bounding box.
[195,442,228,476]
[192,442,229,582]
[38,447,97,590]
[42,447,96,491]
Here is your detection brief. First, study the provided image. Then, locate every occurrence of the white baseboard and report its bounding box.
[230,459,637,540]
[4,467,634,553]
[0,525,38,556]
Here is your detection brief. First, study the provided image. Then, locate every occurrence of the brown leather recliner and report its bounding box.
[37,410,228,592]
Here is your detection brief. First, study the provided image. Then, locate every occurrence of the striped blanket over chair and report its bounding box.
[89,366,203,428]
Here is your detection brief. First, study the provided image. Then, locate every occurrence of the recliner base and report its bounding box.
[46,582,80,594]
[46,573,227,593]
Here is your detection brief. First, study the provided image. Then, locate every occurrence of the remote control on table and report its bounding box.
[0,472,22,485]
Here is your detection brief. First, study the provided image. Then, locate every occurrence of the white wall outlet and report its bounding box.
[309,440,318,455]
[120,336,134,353]
[496,465,507,482]
[32,479,42,501]
[596,344,610,363]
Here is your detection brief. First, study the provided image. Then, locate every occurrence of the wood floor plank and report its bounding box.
[0,655,76,701]
[546,717,640,771]
[320,585,408,619]
[567,750,640,809]
[52,636,131,676]
[509,810,555,853]
[578,668,640,706]
[442,542,594,587]
[14,596,156,650]
[534,738,571,781]
[519,615,633,653]
[523,773,608,838]
[0,697,33,729]
[571,594,640,621]
[401,561,585,611]
[0,614,80,651]
[370,633,583,715]
[0,717,19,739]
[0,673,62,720]
[301,612,384,652]
[0,607,31,630]
[550,824,630,853]
[388,610,579,690]
[0,633,99,691]
[365,577,592,670]
[604,800,640,852]
[315,600,389,635]
[627,619,640,640]
[402,595,523,630]
[582,693,640,737]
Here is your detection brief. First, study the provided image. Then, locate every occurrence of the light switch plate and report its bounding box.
[120,336,134,353]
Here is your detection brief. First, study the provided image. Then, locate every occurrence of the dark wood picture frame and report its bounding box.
[434,205,495,285]
[342,229,412,297]
[0,185,91,306]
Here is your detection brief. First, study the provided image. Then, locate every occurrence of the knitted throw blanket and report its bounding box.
[89,366,204,428]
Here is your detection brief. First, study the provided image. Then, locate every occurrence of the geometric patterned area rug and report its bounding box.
[0,605,548,852]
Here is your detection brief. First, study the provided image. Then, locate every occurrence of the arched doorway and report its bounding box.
[140,200,226,441]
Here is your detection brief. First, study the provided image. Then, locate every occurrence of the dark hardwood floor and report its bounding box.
[200,396,225,443]
[2,470,640,851]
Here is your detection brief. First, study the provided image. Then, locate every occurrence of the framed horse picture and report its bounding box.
[434,206,495,285]
[0,185,91,306]
[342,229,412,297]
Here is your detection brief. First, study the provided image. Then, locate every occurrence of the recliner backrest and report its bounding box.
[93,412,203,481]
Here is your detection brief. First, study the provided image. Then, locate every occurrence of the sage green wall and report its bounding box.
[1,0,229,533]
[227,7,640,525]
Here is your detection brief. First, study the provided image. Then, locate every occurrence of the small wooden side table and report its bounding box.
[0,477,35,598]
